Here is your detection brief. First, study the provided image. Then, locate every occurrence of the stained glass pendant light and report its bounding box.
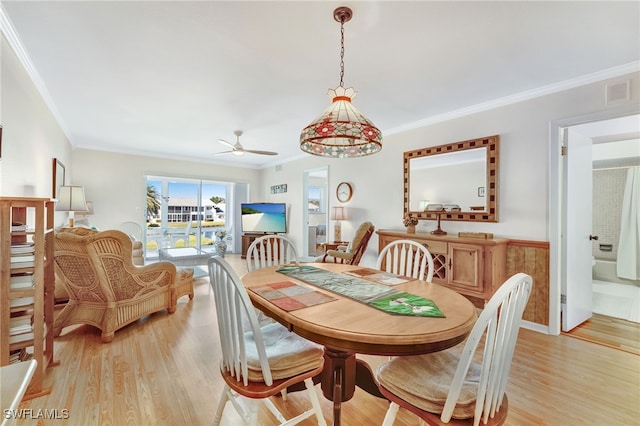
[300,6,382,158]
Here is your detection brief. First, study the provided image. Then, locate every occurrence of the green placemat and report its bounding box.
[368,292,445,317]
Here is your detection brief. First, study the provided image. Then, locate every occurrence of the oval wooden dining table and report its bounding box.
[241,263,477,426]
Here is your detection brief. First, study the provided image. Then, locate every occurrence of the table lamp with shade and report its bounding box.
[331,206,346,242]
[74,200,94,227]
[55,185,88,227]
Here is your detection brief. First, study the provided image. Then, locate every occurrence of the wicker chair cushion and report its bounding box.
[177,267,194,281]
[243,323,324,382]
[377,351,481,419]
[59,226,96,236]
[131,241,144,265]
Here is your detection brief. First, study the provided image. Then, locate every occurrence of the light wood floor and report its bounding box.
[565,313,640,356]
[17,254,640,425]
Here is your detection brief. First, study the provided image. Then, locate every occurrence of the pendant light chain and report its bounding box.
[339,16,345,88]
[299,6,382,158]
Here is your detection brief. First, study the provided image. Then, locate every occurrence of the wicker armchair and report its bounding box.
[53,228,177,343]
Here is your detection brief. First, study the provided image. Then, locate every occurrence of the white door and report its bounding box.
[562,127,593,331]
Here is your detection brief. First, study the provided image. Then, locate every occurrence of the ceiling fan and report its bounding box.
[216,130,278,156]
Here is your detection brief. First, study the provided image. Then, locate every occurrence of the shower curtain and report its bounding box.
[617,166,640,280]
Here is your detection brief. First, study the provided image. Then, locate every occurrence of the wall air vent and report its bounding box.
[605,79,631,106]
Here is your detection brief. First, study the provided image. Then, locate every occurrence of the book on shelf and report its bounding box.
[9,348,33,364]
[10,350,21,363]
[11,222,28,232]
[10,254,35,262]
[10,274,35,289]
[10,315,33,335]
[10,261,35,269]
[10,242,35,255]
[9,331,34,345]
[10,254,35,269]
[9,296,35,308]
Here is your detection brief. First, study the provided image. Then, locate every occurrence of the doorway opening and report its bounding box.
[591,138,640,324]
[302,167,329,259]
[552,110,640,335]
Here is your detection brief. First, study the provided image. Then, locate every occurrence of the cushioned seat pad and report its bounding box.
[377,351,481,419]
[243,323,324,382]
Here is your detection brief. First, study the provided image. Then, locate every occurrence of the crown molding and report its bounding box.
[2,4,638,161]
[385,61,640,136]
[0,5,74,143]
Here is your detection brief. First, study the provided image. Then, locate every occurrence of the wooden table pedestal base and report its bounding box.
[320,348,386,426]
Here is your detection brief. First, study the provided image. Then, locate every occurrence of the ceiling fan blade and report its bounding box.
[217,138,236,149]
[216,130,277,156]
[244,149,278,156]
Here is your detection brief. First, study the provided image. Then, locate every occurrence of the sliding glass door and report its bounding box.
[145,175,233,261]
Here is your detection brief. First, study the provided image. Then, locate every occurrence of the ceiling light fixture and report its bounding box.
[300,6,382,158]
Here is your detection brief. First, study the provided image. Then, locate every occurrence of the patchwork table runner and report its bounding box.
[276,265,444,318]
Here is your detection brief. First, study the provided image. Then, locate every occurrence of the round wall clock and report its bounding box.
[336,182,353,203]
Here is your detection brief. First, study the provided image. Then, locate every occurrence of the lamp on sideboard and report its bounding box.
[425,203,447,236]
[331,206,346,242]
[55,185,88,227]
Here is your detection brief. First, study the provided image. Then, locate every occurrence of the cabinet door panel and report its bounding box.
[448,243,484,294]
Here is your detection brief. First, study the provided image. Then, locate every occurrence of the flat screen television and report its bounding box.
[240,202,287,234]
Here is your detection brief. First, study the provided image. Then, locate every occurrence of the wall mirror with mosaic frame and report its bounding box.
[403,135,499,223]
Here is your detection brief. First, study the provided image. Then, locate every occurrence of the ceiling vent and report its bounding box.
[605,79,631,106]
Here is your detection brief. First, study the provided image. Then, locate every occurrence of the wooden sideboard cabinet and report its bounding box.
[377,230,508,307]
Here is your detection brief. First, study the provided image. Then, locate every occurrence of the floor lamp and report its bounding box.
[331,206,346,242]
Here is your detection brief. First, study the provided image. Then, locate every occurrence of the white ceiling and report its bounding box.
[2,1,639,168]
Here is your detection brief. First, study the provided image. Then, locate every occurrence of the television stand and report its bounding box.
[241,233,273,259]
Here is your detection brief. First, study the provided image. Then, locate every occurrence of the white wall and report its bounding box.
[259,72,640,267]
[70,149,262,232]
[3,23,639,270]
[0,35,72,200]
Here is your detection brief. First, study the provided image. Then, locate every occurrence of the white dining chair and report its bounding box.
[207,256,326,426]
[377,273,533,426]
[376,239,434,282]
[119,221,143,241]
[246,235,298,272]
[245,234,298,333]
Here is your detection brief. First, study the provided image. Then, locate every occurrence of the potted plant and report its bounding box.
[403,213,418,234]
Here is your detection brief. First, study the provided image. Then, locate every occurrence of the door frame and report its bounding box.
[549,103,639,335]
[302,166,329,259]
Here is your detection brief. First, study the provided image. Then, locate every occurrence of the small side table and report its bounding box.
[158,247,207,303]
[321,241,348,252]
[158,247,211,267]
